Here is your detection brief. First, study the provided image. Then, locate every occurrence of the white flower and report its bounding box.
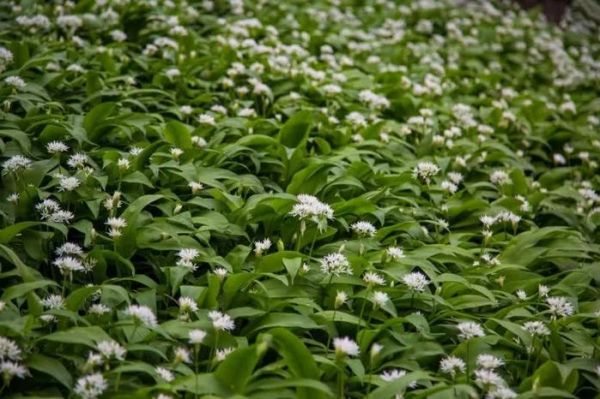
[522,321,550,336]
[363,272,385,286]
[322,83,342,96]
[56,243,84,256]
[59,176,80,191]
[0,337,21,360]
[490,170,511,186]
[477,354,504,369]
[40,314,57,323]
[66,64,85,73]
[130,147,143,156]
[155,366,174,382]
[215,347,234,361]
[97,341,126,361]
[170,147,184,159]
[210,105,227,115]
[199,114,216,126]
[189,181,204,193]
[380,369,406,382]
[351,221,376,237]
[372,291,389,307]
[358,89,390,109]
[538,285,549,297]
[448,172,463,184]
[370,343,383,358]
[189,329,207,344]
[346,112,367,128]
[41,295,64,309]
[214,267,228,280]
[7,193,19,203]
[335,291,348,309]
[74,373,108,399]
[47,141,69,154]
[53,256,85,274]
[412,161,440,184]
[48,210,74,224]
[2,155,32,174]
[68,153,89,169]
[4,76,25,89]
[192,136,208,147]
[480,215,497,227]
[16,15,50,30]
[106,217,127,238]
[333,337,359,357]
[546,296,574,318]
[125,305,157,327]
[440,356,466,377]
[457,321,485,340]
[85,352,103,368]
[238,108,257,118]
[441,180,458,193]
[486,386,517,399]
[553,153,566,165]
[88,304,110,315]
[0,46,13,65]
[57,15,82,30]
[254,238,271,256]
[208,311,235,331]
[117,158,130,170]
[174,347,191,364]
[177,248,199,269]
[110,29,127,42]
[402,271,430,292]
[320,253,352,276]
[387,246,405,260]
[180,105,193,115]
[290,194,334,221]
[0,361,28,380]
[178,297,198,313]
[474,369,504,387]
[165,68,181,79]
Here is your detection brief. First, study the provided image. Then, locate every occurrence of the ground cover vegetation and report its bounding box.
[1,0,600,398]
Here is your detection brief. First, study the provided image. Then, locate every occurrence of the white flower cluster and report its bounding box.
[333,336,359,357]
[125,305,157,327]
[176,248,199,270]
[358,89,390,109]
[351,221,376,237]
[0,337,27,382]
[2,155,32,174]
[412,161,440,184]
[457,321,485,340]
[52,243,94,278]
[36,199,74,223]
[290,194,334,221]
[402,271,430,292]
[320,252,352,276]
[208,310,235,331]
[254,238,272,256]
[74,373,108,399]
[105,217,127,238]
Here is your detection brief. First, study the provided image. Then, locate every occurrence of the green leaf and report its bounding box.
[42,326,112,347]
[279,110,314,148]
[27,353,73,388]
[163,120,192,149]
[215,346,259,393]
[250,312,321,333]
[2,280,58,301]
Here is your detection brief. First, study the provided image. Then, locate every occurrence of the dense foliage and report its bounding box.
[1,0,600,398]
